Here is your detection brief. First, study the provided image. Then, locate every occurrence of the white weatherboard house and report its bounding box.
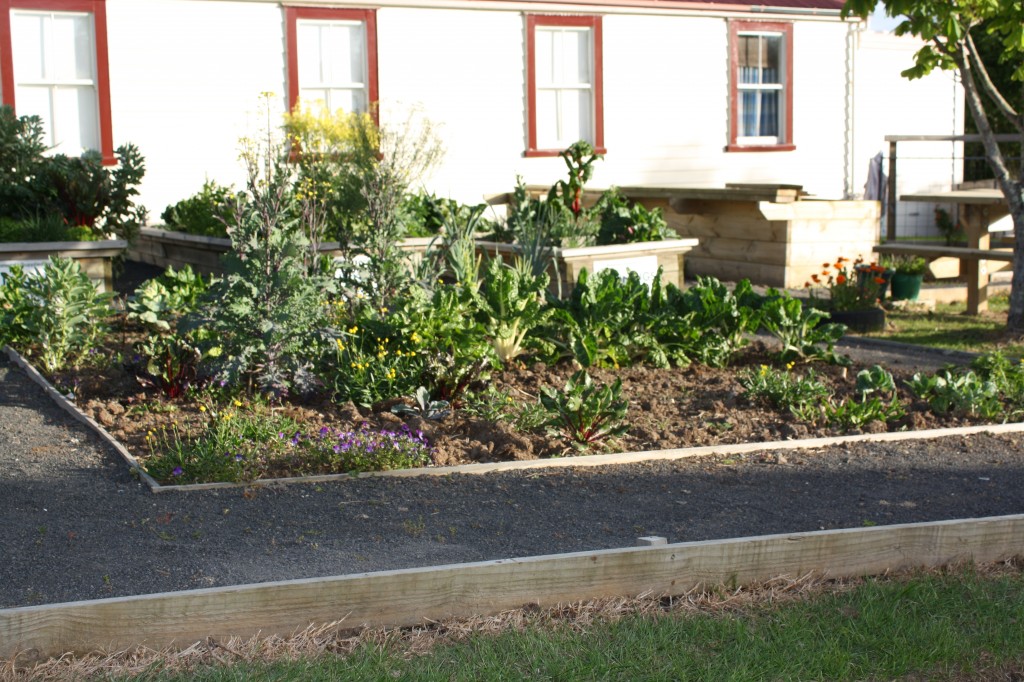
[1,0,960,234]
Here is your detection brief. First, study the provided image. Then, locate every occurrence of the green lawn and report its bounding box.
[95,565,1024,681]
[866,293,1024,356]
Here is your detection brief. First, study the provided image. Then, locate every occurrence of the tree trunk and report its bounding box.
[956,49,1024,331]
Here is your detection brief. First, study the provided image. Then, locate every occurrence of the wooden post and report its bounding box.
[886,141,898,242]
[963,205,991,314]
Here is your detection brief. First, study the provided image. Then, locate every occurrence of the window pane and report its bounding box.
[14,86,53,144]
[52,14,94,81]
[739,90,779,138]
[297,23,324,84]
[329,88,363,113]
[298,87,330,110]
[11,14,46,81]
[738,34,781,85]
[561,89,590,144]
[320,23,364,84]
[297,20,367,112]
[536,29,554,86]
[52,86,98,153]
[536,89,558,148]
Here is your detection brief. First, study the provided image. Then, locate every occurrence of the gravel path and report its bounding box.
[2,351,1024,610]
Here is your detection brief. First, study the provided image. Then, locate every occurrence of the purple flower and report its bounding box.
[234,454,244,462]
[172,467,183,477]
[319,426,329,437]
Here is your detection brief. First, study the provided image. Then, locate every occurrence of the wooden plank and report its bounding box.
[873,244,1014,261]
[3,514,1021,660]
[900,189,1007,205]
[619,186,800,204]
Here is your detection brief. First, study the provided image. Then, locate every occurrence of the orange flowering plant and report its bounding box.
[805,256,887,312]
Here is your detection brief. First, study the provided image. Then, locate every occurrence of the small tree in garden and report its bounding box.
[841,0,1024,331]
[186,97,335,398]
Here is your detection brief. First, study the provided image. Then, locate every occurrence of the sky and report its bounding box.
[869,6,904,32]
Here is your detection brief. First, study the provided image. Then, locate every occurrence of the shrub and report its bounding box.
[161,180,244,238]
[0,105,146,241]
[594,187,675,245]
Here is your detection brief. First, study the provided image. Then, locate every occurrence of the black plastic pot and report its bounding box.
[828,307,886,333]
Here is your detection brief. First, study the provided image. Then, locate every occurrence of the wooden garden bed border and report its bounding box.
[2,514,1022,660]
[6,344,1024,493]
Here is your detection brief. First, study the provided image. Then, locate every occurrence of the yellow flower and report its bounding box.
[234,400,242,407]
[335,339,345,351]
[199,405,207,413]
[348,326,358,334]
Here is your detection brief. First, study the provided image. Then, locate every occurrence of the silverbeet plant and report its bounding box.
[539,370,629,451]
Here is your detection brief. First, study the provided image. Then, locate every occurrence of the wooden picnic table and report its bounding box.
[890,188,1010,314]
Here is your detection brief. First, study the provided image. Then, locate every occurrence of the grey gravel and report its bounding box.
[1,352,1023,609]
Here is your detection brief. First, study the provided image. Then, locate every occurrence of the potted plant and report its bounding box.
[885,254,928,301]
[805,255,886,333]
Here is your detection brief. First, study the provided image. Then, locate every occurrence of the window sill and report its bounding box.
[525,146,607,158]
[726,143,796,153]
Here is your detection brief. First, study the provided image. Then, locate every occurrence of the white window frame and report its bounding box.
[10,8,100,155]
[735,30,785,146]
[535,25,594,150]
[295,18,369,114]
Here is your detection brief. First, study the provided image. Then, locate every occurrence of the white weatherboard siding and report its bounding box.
[852,29,964,237]
[599,15,727,189]
[77,1,960,226]
[105,0,285,215]
[376,8,525,205]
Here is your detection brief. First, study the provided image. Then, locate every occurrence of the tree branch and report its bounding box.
[965,31,1024,134]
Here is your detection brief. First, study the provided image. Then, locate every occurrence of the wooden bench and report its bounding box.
[873,242,1013,314]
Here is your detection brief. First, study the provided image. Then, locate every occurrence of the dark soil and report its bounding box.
[2,346,1024,610]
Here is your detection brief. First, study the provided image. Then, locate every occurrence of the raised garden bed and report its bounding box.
[475,238,697,297]
[2,344,1023,662]
[128,226,435,276]
[0,240,126,293]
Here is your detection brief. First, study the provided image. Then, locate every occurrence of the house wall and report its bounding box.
[852,29,965,238]
[93,0,957,226]
[105,0,284,217]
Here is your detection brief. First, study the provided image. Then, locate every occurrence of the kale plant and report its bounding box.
[186,122,334,398]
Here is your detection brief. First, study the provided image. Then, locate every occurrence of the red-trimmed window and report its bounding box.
[728,20,794,152]
[285,7,377,117]
[0,0,114,163]
[525,14,604,157]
